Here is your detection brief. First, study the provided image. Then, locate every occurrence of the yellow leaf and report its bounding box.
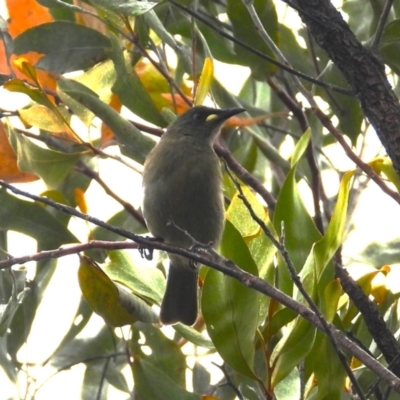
[13,57,39,84]
[78,257,159,326]
[194,57,214,106]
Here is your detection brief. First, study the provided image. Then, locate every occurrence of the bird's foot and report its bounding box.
[138,236,164,260]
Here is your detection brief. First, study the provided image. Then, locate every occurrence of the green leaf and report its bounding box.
[90,0,158,15]
[273,166,322,294]
[314,170,355,275]
[58,78,156,164]
[58,58,117,126]
[274,368,300,400]
[227,0,279,79]
[5,78,53,108]
[311,334,347,399]
[202,221,259,379]
[0,189,78,249]
[132,358,200,400]
[291,129,311,167]
[271,317,316,388]
[315,63,363,144]
[104,250,164,305]
[13,21,111,74]
[6,123,84,188]
[109,33,166,127]
[0,269,29,337]
[49,325,117,368]
[79,256,159,326]
[133,322,186,386]
[380,20,400,78]
[173,324,214,349]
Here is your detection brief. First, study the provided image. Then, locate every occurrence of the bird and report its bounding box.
[142,105,245,325]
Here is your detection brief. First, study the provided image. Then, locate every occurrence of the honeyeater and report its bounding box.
[142,106,245,325]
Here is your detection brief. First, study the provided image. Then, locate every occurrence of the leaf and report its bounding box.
[202,221,259,379]
[133,322,186,386]
[18,104,72,134]
[273,164,322,294]
[0,269,30,337]
[58,77,156,164]
[227,0,279,79]
[226,185,267,239]
[78,257,158,326]
[132,358,200,400]
[271,317,316,388]
[58,58,117,126]
[6,123,84,188]
[109,33,166,126]
[226,184,276,285]
[103,250,164,305]
[4,78,52,107]
[290,129,311,167]
[194,57,214,106]
[49,325,116,368]
[0,121,38,183]
[0,188,77,249]
[13,21,111,73]
[90,0,158,16]
[369,157,400,193]
[314,170,355,275]
[311,334,347,399]
[173,324,214,349]
[315,63,363,144]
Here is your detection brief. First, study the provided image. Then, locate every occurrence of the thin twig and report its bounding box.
[76,161,146,226]
[312,107,400,205]
[216,144,276,210]
[211,363,245,400]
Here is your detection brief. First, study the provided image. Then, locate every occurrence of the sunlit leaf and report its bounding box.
[78,257,158,326]
[194,57,214,106]
[58,78,156,164]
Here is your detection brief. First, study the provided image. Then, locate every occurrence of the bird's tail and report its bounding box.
[160,259,198,326]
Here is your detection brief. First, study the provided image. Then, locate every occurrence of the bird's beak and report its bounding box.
[215,107,246,122]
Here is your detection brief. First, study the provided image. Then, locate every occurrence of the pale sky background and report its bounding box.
[1,1,400,399]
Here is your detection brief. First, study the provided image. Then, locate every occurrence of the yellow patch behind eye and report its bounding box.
[205,114,218,122]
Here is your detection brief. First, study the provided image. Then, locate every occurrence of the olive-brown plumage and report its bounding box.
[142,106,244,325]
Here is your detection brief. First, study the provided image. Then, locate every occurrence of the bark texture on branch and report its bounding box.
[296,0,400,174]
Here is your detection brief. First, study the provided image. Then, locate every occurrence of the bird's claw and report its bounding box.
[139,236,164,260]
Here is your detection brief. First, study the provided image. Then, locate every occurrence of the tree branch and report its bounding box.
[293,0,400,176]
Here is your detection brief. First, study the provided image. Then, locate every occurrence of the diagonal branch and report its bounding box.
[292,0,400,176]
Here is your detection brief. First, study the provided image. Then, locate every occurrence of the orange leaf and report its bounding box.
[7,0,53,37]
[0,121,38,183]
[160,93,192,115]
[6,0,57,90]
[100,93,122,147]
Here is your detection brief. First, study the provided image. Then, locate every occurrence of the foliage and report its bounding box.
[1,0,400,399]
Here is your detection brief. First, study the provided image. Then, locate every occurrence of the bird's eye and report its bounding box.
[192,112,204,121]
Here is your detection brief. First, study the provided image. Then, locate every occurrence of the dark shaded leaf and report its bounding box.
[13,21,111,73]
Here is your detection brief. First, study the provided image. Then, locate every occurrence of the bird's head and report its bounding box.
[165,106,245,143]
